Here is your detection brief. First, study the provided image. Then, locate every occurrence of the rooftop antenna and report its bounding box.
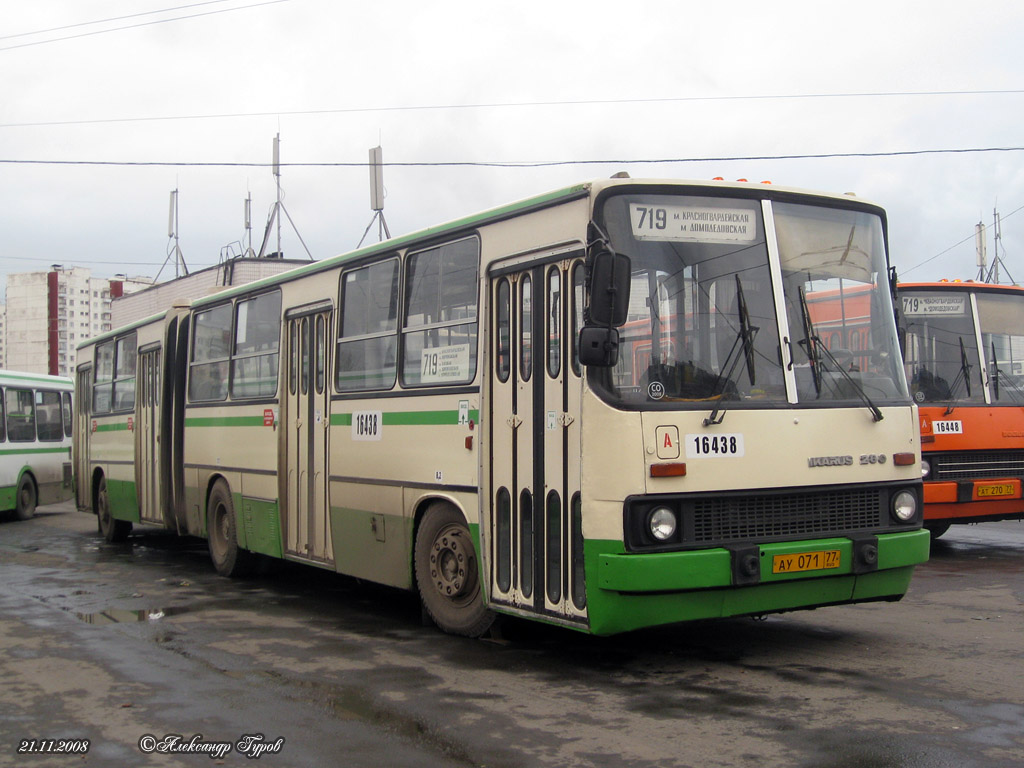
[975,220,987,282]
[357,145,391,248]
[244,191,256,257]
[256,133,314,260]
[156,187,189,282]
[982,207,1016,285]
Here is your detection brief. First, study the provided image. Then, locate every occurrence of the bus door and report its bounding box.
[136,348,162,524]
[283,303,334,564]
[75,366,92,509]
[488,255,587,625]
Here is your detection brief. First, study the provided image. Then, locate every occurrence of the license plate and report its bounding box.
[772,549,841,574]
[977,483,1015,498]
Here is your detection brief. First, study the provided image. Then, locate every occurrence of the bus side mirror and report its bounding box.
[578,326,619,367]
[588,249,631,327]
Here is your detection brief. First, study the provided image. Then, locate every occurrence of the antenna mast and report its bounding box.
[156,187,189,282]
[256,133,314,260]
[357,145,391,248]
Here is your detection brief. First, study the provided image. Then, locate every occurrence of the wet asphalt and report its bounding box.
[1,503,1022,768]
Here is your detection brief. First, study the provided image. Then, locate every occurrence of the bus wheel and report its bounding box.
[926,522,951,539]
[414,502,494,637]
[207,480,253,577]
[14,475,37,521]
[96,476,132,542]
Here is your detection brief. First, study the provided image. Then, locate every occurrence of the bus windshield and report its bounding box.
[976,292,1024,403]
[593,192,908,410]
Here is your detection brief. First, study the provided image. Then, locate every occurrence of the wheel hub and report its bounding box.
[430,528,469,597]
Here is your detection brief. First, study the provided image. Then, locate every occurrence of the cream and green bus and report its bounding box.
[0,370,73,520]
[75,177,929,636]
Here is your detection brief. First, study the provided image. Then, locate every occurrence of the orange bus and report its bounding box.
[898,281,1024,537]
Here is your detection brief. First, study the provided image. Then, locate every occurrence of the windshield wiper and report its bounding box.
[797,287,883,422]
[797,287,822,395]
[943,337,973,415]
[987,341,1024,402]
[704,275,758,426]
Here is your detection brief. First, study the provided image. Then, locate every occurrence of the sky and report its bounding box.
[2,0,1023,295]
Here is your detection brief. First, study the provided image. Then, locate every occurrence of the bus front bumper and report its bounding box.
[586,529,929,635]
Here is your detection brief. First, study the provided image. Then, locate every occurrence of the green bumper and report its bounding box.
[586,529,930,635]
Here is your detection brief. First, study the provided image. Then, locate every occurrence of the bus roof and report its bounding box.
[0,369,73,387]
[899,280,1024,293]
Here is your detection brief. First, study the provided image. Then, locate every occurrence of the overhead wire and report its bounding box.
[0,0,291,52]
[2,89,1023,129]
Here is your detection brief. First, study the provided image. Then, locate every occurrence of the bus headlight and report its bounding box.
[921,459,931,479]
[892,490,918,522]
[648,507,677,541]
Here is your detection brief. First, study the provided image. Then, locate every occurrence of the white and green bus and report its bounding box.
[75,177,929,636]
[0,370,74,520]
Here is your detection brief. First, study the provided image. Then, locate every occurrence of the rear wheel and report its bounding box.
[14,474,37,521]
[414,502,494,637]
[96,476,132,542]
[207,480,253,576]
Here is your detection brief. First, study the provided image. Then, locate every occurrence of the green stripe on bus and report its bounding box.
[331,410,480,426]
[185,415,267,427]
[0,446,70,456]
[94,422,130,433]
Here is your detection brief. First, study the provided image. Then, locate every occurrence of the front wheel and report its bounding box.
[414,502,494,637]
[14,474,37,521]
[207,480,253,577]
[926,522,951,540]
[96,476,132,542]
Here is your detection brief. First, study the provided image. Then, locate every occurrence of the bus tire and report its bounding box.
[207,480,253,577]
[14,474,37,521]
[414,502,494,637]
[96,476,132,542]
[926,522,951,539]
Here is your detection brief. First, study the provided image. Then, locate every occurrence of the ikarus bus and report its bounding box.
[0,370,74,520]
[75,177,929,636]
[898,280,1024,537]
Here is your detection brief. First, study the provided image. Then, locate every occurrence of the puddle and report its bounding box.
[75,606,192,625]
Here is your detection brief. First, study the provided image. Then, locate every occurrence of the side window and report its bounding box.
[337,258,399,391]
[231,291,282,398]
[547,267,561,378]
[93,340,115,413]
[37,391,63,441]
[113,333,137,411]
[0,388,6,442]
[496,278,511,383]
[6,388,35,442]
[62,392,73,437]
[190,304,231,401]
[401,238,479,387]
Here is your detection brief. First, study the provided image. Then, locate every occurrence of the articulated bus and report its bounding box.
[0,370,74,520]
[75,178,928,636]
[898,281,1024,537]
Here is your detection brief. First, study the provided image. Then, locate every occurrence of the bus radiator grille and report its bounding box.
[931,450,1024,481]
[688,488,884,545]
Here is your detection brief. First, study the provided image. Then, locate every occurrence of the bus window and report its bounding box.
[6,388,35,442]
[316,315,326,394]
[402,238,479,387]
[113,334,137,411]
[547,267,561,378]
[93,340,115,413]
[231,291,282,399]
[495,278,511,383]
[0,389,5,442]
[62,392,73,437]
[190,304,231,401]
[337,259,398,391]
[571,263,584,377]
[36,391,63,441]
[521,274,533,382]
